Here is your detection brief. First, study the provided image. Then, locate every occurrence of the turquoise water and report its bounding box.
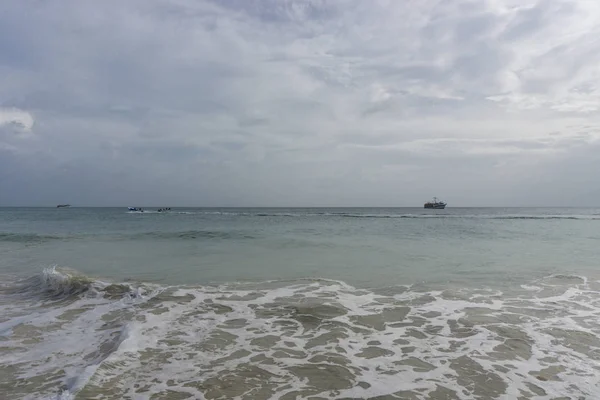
[1,207,600,399]
[1,207,599,287]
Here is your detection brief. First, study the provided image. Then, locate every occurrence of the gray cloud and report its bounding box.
[1,0,600,206]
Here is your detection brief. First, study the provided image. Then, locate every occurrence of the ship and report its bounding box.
[56,204,71,208]
[424,197,446,209]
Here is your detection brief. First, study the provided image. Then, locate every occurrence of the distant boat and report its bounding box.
[424,197,446,209]
[56,204,71,208]
[128,207,144,212]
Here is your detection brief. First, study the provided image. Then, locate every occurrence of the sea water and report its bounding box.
[1,207,599,399]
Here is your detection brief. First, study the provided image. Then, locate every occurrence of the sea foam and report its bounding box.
[1,271,599,399]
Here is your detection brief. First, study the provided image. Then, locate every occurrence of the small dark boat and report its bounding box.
[424,197,446,209]
[56,204,71,208]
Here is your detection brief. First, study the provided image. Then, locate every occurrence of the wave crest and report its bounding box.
[0,232,63,243]
[9,266,96,300]
[130,230,257,240]
[2,267,145,301]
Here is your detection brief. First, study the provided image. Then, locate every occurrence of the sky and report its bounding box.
[1,0,600,207]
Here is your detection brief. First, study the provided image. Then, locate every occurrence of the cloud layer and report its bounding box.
[1,0,600,206]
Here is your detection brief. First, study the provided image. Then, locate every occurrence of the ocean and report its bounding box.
[1,207,599,399]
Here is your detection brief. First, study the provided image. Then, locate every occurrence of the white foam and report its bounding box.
[520,284,542,291]
[2,275,600,399]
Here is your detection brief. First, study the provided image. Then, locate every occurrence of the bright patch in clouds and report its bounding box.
[0,0,599,206]
[0,108,34,131]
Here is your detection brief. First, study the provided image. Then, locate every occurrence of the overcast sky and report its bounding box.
[1,0,600,207]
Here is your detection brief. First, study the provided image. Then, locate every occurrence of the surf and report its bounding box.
[2,269,599,399]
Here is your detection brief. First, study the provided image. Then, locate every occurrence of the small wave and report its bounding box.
[126,210,195,215]
[540,274,588,286]
[495,215,591,220]
[0,232,64,243]
[192,212,600,220]
[8,266,99,300]
[129,230,256,240]
[0,230,257,244]
[3,267,145,302]
[330,214,599,220]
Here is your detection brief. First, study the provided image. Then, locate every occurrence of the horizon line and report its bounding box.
[0,205,597,209]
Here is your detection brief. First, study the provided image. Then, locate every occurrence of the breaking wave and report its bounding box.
[1,266,148,302]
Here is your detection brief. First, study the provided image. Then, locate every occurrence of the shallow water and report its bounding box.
[1,207,600,399]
